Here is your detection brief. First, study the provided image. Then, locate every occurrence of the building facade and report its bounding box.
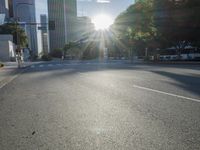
[75,16,95,41]
[13,0,38,55]
[0,34,15,61]
[40,14,49,54]
[48,0,77,51]
[0,0,9,21]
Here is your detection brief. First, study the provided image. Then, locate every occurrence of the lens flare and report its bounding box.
[92,14,113,30]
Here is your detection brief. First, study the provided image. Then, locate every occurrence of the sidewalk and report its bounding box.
[0,62,19,89]
[0,61,37,89]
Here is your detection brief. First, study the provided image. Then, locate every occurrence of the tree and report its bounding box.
[154,0,200,58]
[63,42,83,59]
[112,0,157,58]
[184,0,200,47]
[0,23,28,47]
[63,42,78,54]
[113,0,200,60]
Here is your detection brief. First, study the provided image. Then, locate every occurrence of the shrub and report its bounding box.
[50,48,63,58]
[30,54,38,61]
[41,54,52,61]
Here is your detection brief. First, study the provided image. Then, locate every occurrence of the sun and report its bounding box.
[92,14,113,30]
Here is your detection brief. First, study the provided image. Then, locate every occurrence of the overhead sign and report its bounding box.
[0,14,5,25]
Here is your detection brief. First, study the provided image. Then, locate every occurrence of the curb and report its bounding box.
[0,63,28,89]
[149,61,200,65]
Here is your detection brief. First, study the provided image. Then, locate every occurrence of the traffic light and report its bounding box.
[48,20,55,30]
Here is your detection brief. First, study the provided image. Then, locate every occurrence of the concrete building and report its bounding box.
[75,16,94,41]
[48,0,77,51]
[40,14,49,54]
[0,0,8,18]
[0,34,15,61]
[12,0,38,55]
[0,0,12,24]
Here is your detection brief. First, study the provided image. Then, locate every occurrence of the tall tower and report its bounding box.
[48,0,77,51]
[13,0,38,54]
[40,14,49,54]
[0,0,9,18]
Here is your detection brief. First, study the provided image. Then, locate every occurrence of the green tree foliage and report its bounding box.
[154,0,200,58]
[112,0,157,56]
[63,42,76,53]
[112,0,200,58]
[184,0,200,47]
[50,48,63,58]
[63,42,84,59]
[0,23,28,47]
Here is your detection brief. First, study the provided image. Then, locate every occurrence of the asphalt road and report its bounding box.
[0,62,200,150]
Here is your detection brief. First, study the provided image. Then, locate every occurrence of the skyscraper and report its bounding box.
[48,0,77,51]
[40,14,49,54]
[0,0,9,18]
[13,0,38,54]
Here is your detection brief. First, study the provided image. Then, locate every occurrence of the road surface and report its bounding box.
[0,62,200,150]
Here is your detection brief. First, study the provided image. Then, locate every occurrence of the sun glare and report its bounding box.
[92,14,113,30]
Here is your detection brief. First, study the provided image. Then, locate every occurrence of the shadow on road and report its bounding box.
[151,70,200,97]
[22,62,200,97]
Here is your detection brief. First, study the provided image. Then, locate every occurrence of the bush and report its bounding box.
[30,54,38,61]
[50,48,63,58]
[41,54,52,61]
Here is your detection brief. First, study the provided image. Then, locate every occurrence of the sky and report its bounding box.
[77,0,133,20]
[34,0,133,53]
[35,0,48,22]
[35,0,134,22]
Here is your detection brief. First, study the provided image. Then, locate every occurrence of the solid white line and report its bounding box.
[133,84,200,103]
[0,74,19,89]
[39,65,44,68]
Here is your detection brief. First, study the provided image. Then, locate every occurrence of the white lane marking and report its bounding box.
[30,65,35,68]
[39,65,44,68]
[133,84,200,103]
[0,74,19,89]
